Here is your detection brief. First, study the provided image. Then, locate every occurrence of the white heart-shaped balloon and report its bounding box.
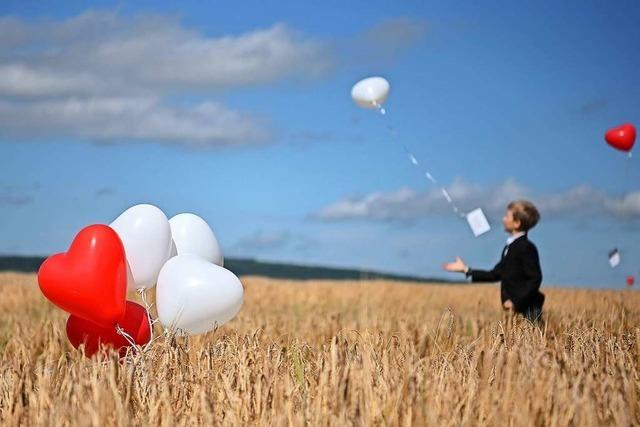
[156,254,243,335]
[351,76,390,109]
[110,204,172,291]
[169,213,223,266]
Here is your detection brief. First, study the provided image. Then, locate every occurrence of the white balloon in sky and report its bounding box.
[351,76,390,109]
[169,213,223,266]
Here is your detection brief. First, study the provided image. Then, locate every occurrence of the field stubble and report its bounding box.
[0,273,638,426]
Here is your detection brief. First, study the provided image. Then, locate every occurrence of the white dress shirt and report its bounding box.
[506,231,526,245]
[503,232,526,256]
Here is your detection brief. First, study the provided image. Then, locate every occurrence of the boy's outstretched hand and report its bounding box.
[443,256,469,273]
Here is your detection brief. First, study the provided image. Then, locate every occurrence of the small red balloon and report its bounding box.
[626,276,635,286]
[38,224,127,327]
[66,301,151,358]
[605,123,636,152]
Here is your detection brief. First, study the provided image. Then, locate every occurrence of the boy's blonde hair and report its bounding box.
[507,200,540,232]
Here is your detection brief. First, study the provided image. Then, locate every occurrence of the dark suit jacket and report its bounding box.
[469,234,544,313]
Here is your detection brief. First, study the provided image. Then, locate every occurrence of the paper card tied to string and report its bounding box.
[608,248,620,268]
[466,208,491,237]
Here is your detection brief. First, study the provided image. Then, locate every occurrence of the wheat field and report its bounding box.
[0,272,638,426]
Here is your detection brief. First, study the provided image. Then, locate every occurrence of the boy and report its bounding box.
[443,200,544,322]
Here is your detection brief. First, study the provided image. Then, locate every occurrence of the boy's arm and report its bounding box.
[510,244,542,308]
[468,260,503,283]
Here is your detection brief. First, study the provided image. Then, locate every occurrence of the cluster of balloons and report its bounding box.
[38,204,243,357]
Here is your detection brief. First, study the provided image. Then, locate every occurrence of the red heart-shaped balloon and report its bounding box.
[605,123,636,152]
[66,301,151,358]
[38,224,127,327]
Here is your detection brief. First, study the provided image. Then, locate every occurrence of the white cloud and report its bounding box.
[0,64,102,98]
[312,179,640,222]
[0,12,425,147]
[0,11,331,146]
[1,12,330,96]
[341,17,426,66]
[361,17,426,50]
[315,187,419,221]
[605,192,640,217]
[0,97,268,146]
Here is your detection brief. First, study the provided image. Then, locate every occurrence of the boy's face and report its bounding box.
[502,209,522,233]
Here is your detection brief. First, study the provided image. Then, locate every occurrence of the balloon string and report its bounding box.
[373,101,386,115]
[115,324,144,359]
[624,151,632,186]
[137,288,155,343]
[609,151,634,269]
[616,153,634,248]
[374,102,466,219]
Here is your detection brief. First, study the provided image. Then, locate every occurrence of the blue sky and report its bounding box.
[1,1,639,287]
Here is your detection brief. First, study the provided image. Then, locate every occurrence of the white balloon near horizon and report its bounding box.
[169,213,223,266]
[156,255,244,335]
[351,76,390,109]
[110,204,172,291]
